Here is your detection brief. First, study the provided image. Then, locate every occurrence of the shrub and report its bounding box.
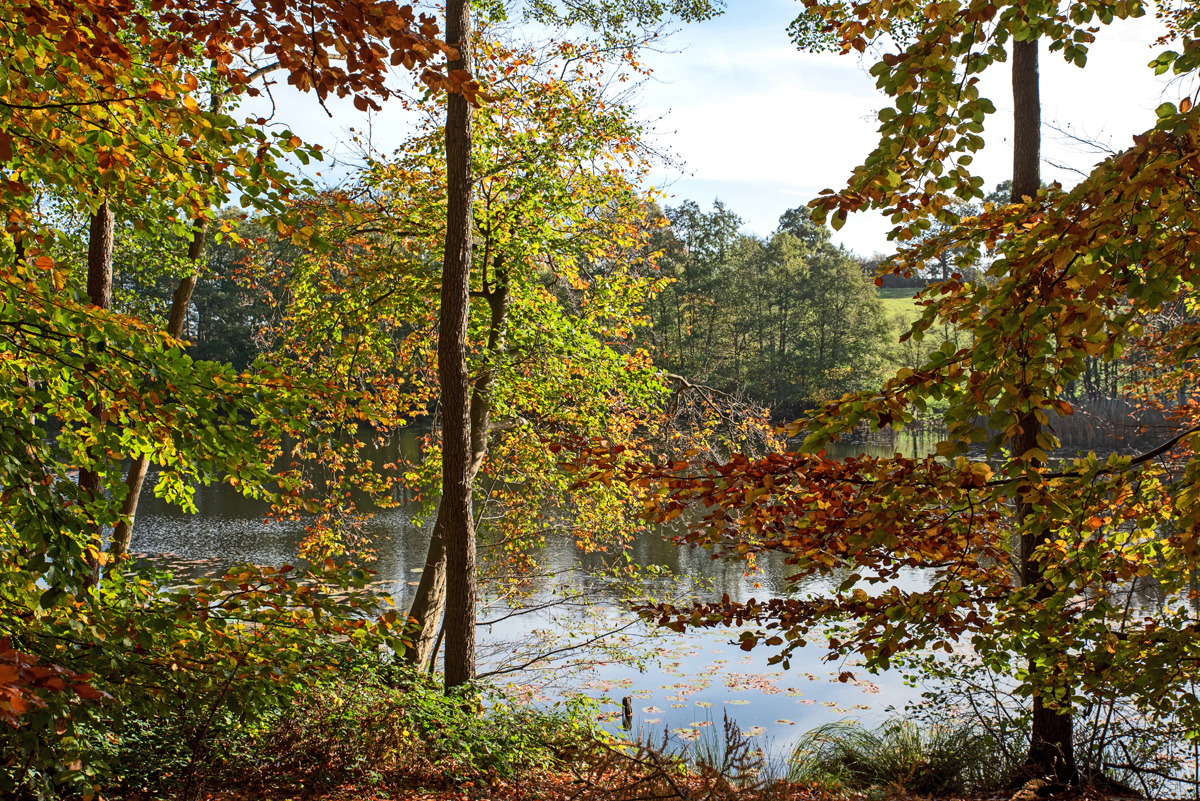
[193,661,591,794]
[0,562,408,799]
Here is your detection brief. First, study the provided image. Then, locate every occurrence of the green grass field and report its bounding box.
[874,286,962,381]
[877,287,923,326]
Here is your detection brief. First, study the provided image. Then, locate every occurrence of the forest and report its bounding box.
[4,0,1200,799]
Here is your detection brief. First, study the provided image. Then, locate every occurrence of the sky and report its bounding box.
[631,0,1182,255]
[259,0,1186,258]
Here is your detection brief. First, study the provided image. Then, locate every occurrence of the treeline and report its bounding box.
[127,201,905,421]
[641,200,896,418]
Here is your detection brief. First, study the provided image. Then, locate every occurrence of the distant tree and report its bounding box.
[777,206,833,249]
[644,201,894,416]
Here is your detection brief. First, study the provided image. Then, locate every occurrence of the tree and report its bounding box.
[235,26,743,684]
[2,0,468,568]
[644,201,895,417]
[795,0,1140,780]
[0,0,470,788]
[439,0,478,691]
[570,0,1200,788]
[397,6,723,687]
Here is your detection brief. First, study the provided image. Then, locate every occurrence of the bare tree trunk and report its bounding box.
[82,198,114,582]
[108,220,207,561]
[406,261,509,671]
[1011,40,1040,203]
[405,516,449,667]
[1010,35,1078,785]
[440,0,476,692]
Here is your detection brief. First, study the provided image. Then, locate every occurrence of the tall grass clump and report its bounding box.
[788,719,1009,795]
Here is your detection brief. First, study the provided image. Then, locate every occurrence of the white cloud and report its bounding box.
[242,2,1188,257]
[636,3,1182,254]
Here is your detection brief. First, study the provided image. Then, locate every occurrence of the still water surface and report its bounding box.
[130,431,938,752]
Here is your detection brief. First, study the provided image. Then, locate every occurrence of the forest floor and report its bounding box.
[195,770,1158,801]
[197,785,1157,801]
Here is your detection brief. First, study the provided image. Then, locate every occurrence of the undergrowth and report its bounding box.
[101,658,588,799]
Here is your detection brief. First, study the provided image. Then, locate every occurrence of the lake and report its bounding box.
[129,430,941,755]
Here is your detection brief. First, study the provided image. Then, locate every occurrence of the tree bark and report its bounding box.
[108,219,207,561]
[406,260,509,672]
[1010,35,1077,784]
[439,0,476,692]
[405,515,449,668]
[1011,39,1040,203]
[82,198,114,582]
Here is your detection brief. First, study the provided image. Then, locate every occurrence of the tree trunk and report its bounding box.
[82,198,114,582]
[406,261,509,672]
[440,0,476,692]
[1010,35,1077,784]
[108,220,207,562]
[405,515,449,668]
[1011,39,1040,203]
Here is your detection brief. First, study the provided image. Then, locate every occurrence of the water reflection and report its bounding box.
[130,429,939,752]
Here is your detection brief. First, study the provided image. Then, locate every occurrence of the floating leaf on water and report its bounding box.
[644,718,661,724]
[695,701,714,708]
[776,719,795,725]
[672,727,699,738]
[691,721,713,727]
[671,703,687,708]
[852,704,871,710]
[725,699,750,705]
[643,706,663,714]
[746,726,767,736]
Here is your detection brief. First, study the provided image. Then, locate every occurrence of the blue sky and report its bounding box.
[261,0,1183,258]
[632,0,1179,255]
